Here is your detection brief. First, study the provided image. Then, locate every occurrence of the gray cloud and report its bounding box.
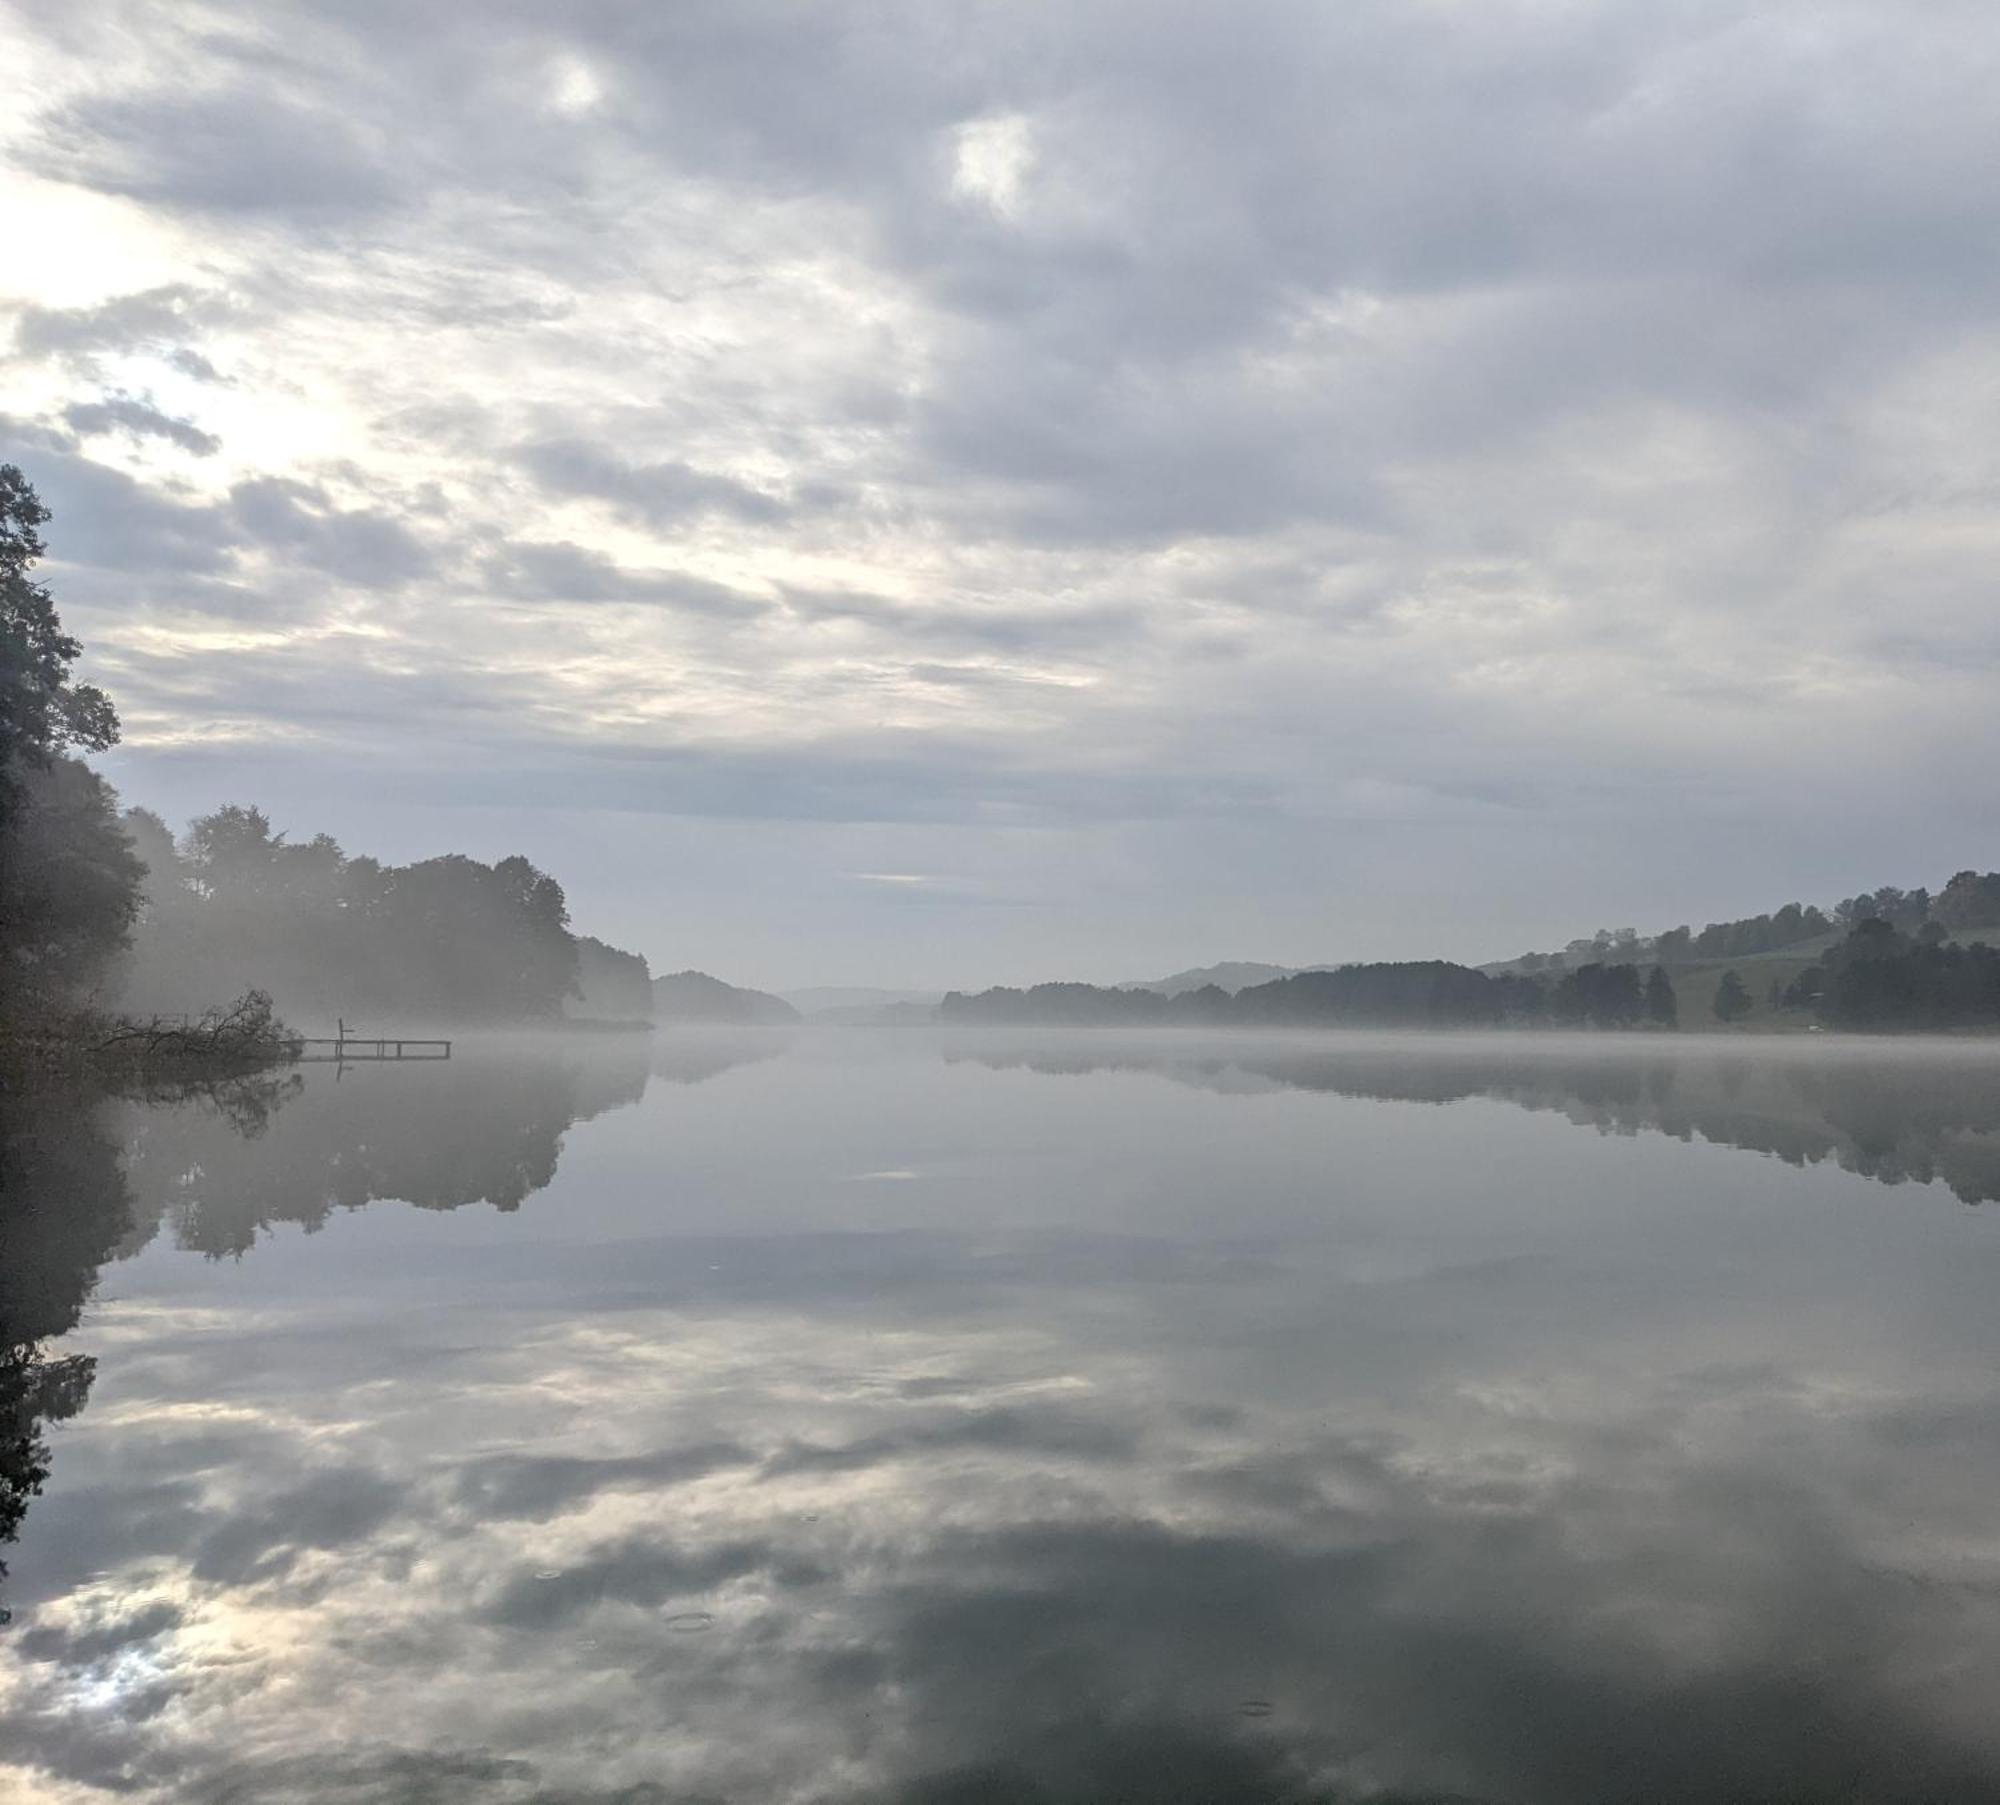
[192,1465,406,1583]
[64,394,221,456]
[482,1536,829,1629]
[517,439,789,527]
[760,1403,1143,1478]
[9,285,227,378]
[31,87,398,217]
[228,477,432,589]
[0,436,240,574]
[484,540,767,617]
[451,1443,756,1520]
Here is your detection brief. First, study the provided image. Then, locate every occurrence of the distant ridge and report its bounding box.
[652,970,801,1026]
[780,986,942,1014]
[1117,961,1330,997]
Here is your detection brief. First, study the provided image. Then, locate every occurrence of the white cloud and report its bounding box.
[950,111,1035,218]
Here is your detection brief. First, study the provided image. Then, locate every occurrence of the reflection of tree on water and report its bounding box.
[3,1069,317,1611]
[947,1039,2000,1205]
[102,1032,784,1264]
[651,1028,792,1087]
[114,1038,654,1259]
[0,1031,779,1615]
[0,1092,133,1610]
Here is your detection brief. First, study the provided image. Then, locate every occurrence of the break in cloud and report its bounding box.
[3,1,1999,986]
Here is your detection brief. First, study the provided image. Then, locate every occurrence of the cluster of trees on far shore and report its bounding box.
[943,961,1687,1031]
[114,804,643,1023]
[1779,921,2000,1030]
[948,921,2000,1033]
[1,463,648,1029]
[1516,876,2000,975]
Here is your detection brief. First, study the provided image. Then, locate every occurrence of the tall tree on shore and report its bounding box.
[0,466,142,998]
[1,465,118,787]
[1713,969,1752,1023]
[1644,965,1678,1027]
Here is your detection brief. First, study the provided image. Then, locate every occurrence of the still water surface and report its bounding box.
[6,1030,2000,1802]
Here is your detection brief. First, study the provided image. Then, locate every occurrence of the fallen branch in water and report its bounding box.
[5,990,299,1089]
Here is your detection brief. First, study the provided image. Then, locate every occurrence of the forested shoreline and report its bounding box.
[944,912,2000,1034]
[8,454,2000,1054]
[2,464,650,1076]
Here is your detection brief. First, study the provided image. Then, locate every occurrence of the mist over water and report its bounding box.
[5,1030,2000,1803]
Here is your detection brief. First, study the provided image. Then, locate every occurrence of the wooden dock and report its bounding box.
[289,1020,452,1063]
[291,1036,452,1062]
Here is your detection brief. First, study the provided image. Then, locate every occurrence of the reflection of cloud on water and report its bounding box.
[9,1036,2000,1799]
[8,1233,2000,1804]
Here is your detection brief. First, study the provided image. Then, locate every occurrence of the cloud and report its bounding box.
[0,435,240,574]
[517,439,790,527]
[7,0,2000,974]
[64,395,221,456]
[451,1444,756,1521]
[9,285,227,378]
[483,540,767,617]
[29,87,399,218]
[191,1465,405,1583]
[227,477,432,589]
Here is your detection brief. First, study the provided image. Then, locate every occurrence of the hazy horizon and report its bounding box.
[7,2,2000,990]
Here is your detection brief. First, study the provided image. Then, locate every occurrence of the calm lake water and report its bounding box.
[6,1029,2000,1803]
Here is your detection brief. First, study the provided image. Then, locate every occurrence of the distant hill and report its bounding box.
[1118,961,1326,997]
[1483,870,2000,979]
[805,1000,939,1026]
[780,986,942,1015]
[652,970,801,1026]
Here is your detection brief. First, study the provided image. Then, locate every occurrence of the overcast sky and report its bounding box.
[4,1,1998,990]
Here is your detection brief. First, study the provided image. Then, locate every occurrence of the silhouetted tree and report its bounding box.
[1933,870,2000,931]
[1653,926,1694,964]
[0,1092,131,1605]
[1644,965,1678,1027]
[119,816,598,1023]
[1833,887,1930,933]
[1,757,144,999]
[0,467,140,998]
[1551,962,1643,1027]
[1713,970,1752,1022]
[1813,919,2000,1030]
[574,935,654,1019]
[0,464,118,784]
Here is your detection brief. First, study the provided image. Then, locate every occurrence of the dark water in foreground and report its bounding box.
[6,1030,2000,1803]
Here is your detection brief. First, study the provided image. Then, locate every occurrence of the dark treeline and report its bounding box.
[1,464,135,1009]
[950,922,2000,1034]
[1782,921,2000,1031]
[943,960,1680,1031]
[1,464,650,1031]
[115,803,638,1025]
[575,935,655,1020]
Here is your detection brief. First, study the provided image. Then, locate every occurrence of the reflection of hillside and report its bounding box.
[946,1037,2000,1205]
[115,1038,652,1259]
[650,1028,793,1087]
